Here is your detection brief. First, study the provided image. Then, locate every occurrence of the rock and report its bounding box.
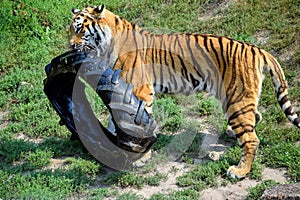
[261,184,300,200]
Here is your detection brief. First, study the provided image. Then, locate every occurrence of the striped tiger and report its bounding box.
[69,5,300,178]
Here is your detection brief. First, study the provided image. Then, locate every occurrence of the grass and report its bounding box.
[153,96,183,133]
[104,171,168,189]
[0,0,299,199]
[247,180,280,200]
[150,189,200,200]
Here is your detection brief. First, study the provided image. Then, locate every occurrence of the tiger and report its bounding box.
[69,5,300,178]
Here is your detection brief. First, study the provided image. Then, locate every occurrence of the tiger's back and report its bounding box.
[69,5,300,178]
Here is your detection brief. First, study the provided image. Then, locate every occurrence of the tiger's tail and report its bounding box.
[265,52,300,128]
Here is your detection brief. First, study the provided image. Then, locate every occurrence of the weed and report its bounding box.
[22,148,53,170]
[117,192,143,200]
[262,143,300,181]
[176,161,226,191]
[177,145,264,191]
[38,137,86,157]
[64,157,102,177]
[248,159,264,180]
[86,188,110,200]
[0,139,34,163]
[247,180,279,200]
[145,172,168,186]
[184,132,203,157]
[0,169,84,199]
[105,171,167,189]
[196,93,217,116]
[152,134,174,151]
[153,96,183,133]
[150,189,199,200]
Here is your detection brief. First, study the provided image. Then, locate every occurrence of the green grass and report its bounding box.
[247,180,280,200]
[153,96,183,132]
[150,189,200,200]
[104,171,168,189]
[0,0,299,199]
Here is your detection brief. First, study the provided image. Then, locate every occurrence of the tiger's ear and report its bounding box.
[94,5,105,18]
[71,8,81,15]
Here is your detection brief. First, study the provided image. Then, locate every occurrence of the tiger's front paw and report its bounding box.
[227,165,249,179]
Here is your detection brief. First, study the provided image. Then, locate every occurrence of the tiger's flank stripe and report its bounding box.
[159,36,164,78]
[193,35,210,79]
[226,40,238,96]
[205,69,212,92]
[140,31,146,82]
[177,37,188,81]
[226,39,231,73]
[115,16,120,27]
[186,35,202,82]
[251,48,259,89]
[190,74,200,89]
[259,48,268,65]
[223,85,236,112]
[240,42,246,64]
[160,37,165,86]
[210,38,221,70]
[270,56,285,85]
[167,39,178,90]
[180,76,187,93]
[229,38,235,57]
[159,54,164,87]
[164,37,177,89]
[172,35,179,71]
[147,34,153,62]
[167,60,177,89]
[163,44,176,87]
[162,38,169,66]
[129,30,139,83]
[203,35,210,53]
[218,37,227,81]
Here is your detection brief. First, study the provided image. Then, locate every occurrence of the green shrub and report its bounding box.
[150,189,199,200]
[262,143,300,181]
[247,180,279,200]
[153,96,183,132]
[22,149,53,170]
[65,157,102,178]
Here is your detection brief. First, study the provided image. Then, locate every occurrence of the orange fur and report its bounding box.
[69,5,300,178]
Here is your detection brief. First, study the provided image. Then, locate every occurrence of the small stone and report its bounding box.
[261,184,300,200]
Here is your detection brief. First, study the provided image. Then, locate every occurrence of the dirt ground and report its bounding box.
[113,145,288,200]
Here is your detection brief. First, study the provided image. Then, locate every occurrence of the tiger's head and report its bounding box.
[70,5,124,56]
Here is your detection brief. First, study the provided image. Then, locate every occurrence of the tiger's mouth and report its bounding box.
[70,44,95,52]
[70,43,102,57]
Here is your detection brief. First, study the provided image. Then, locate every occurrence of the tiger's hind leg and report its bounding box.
[226,111,262,139]
[226,104,260,178]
